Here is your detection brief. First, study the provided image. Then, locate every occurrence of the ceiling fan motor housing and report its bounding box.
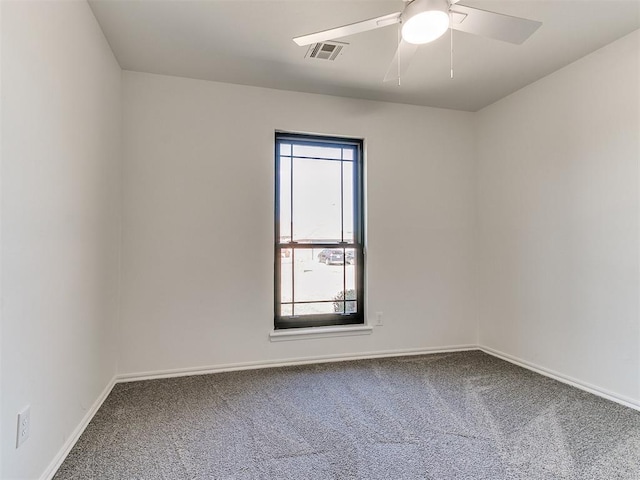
[402,0,450,44]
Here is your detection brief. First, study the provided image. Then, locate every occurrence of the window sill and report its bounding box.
[269,325,373,342]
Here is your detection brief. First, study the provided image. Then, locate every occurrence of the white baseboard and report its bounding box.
[40,377,117,480]
[115,344,479,382]
[479,345,640,412]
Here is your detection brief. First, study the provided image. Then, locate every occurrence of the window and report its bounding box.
[275,132,364,329]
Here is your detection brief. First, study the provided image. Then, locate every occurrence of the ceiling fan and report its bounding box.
[293,0,542,82]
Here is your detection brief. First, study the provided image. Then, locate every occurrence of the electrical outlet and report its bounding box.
[375,311,384,326]
[16,406,30,448]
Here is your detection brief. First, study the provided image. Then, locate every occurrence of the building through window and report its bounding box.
[275,132,364,329]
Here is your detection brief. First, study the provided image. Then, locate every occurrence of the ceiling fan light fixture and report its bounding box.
[401,0,450,45]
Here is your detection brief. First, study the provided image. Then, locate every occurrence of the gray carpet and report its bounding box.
[54,351,640,479]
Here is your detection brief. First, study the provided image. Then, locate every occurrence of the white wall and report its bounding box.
[120,71,478,375]
[0,0,4,475]
[1,1,122,478]
[477,30,640,405]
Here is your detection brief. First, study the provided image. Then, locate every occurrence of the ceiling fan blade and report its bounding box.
[450,5,542,44]
[293,12,401,46]
[383,40,419,83]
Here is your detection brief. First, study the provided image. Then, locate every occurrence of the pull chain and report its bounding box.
[397,22,402,86]
[450,11,454,79]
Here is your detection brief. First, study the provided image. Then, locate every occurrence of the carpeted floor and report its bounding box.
[54,351,640,479]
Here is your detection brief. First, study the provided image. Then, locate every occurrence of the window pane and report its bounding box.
[345,248,356,293]
[294,302,335,315]
[292,158,341,242]
[342,161,354,243]
[280,143,291,156]
[279,157,292,242]
[345,301,357,314]
[343,148,354,161]
[281,304,293,316]
[293,144,342,160]
[279,250,293,303]
[330,257,356,314]
[295,249,343,302]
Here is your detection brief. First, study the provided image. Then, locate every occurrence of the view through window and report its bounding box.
[275,133,364,329]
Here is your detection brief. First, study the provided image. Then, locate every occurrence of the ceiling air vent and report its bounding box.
[306,41,347,61]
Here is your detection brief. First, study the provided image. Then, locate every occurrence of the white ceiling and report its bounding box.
[89,0,640,111]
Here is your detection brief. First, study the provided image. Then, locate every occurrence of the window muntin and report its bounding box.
[275,133,364,329]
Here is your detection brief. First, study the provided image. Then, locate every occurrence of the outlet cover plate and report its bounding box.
[16,406,30,448]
